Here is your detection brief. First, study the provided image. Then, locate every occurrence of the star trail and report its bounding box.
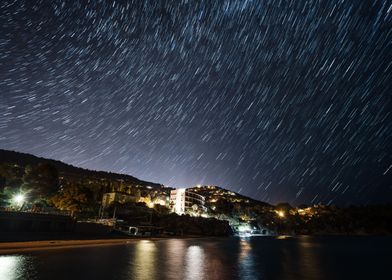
[1,0,391,206]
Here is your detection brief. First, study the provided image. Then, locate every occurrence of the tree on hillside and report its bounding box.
[143,194,152,206]
[154,204,170,215]
[214,198,234,216]
[50,184,94,216]
[135,189,141,202]
[0,163,23,190]
[23,163,59,199]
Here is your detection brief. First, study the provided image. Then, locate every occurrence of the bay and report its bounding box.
[0,236,390,280]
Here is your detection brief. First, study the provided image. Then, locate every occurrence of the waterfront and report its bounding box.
[0,236,390,280]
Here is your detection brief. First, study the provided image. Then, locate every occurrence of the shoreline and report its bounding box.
[0,235,212,255]
[0,239,139,255]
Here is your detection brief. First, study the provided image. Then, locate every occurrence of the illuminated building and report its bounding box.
[170,188,207,215]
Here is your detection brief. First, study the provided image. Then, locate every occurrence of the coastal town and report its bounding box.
[1,149,391,245]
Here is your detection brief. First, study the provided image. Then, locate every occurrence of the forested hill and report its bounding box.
[0,149,162,188]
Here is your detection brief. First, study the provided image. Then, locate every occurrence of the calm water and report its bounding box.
[0,236,390,280]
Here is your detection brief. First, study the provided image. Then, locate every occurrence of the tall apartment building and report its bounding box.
[170,188,207,214]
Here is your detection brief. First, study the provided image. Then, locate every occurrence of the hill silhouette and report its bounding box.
[0,149,161,188]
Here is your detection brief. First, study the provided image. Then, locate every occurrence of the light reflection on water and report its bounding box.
[130,240,157,280]
[185,245,205,280]
[0,255,31,280]
[0,256,20,280]
[296,236,324,280]
[0,236,390,280]
[239,238,254,279]
[238,238,258,280]
[163,239,187,279]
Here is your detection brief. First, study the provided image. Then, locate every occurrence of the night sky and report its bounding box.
[1,0,391,206]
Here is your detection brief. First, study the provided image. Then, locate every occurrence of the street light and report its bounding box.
[12,194,25,205]
[276,210,285,218]
[12,193,26,210]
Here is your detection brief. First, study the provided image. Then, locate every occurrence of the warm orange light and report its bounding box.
[277,210,285,218]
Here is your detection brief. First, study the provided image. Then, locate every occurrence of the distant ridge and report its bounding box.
[0,149,162,188]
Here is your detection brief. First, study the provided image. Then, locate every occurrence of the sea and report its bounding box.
[0,236,390,280]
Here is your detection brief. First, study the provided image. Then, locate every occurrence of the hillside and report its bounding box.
[0,149,161,189]
[188,185,271,207]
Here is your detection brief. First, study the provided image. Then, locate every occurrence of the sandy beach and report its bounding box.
[0,239,139,255]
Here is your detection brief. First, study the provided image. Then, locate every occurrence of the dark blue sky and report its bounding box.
[1,0,391,206]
